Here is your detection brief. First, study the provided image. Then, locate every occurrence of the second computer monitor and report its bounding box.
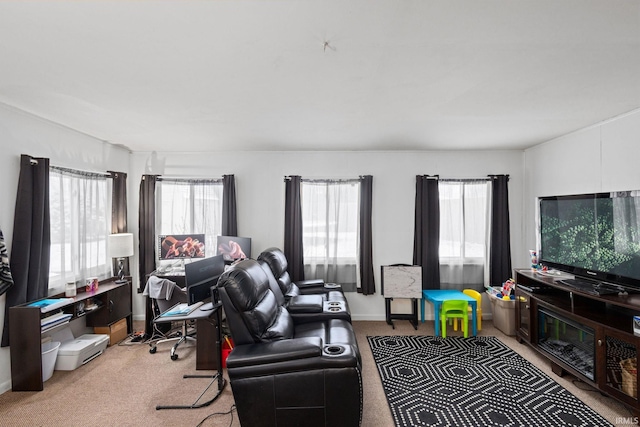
[185,255,225,305]
[216,236,251,263]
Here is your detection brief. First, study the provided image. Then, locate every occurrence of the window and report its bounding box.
[155,178,223,266]
[439,180,490,288]
[49,167,112,295]
[301,179,359,291]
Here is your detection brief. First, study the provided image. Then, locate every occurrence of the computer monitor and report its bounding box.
[185,255,225,305]
[158,234,206,260]
[216,235,251,263]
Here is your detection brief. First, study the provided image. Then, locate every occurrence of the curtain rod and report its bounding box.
[422,174,509,182]
[50,164,111,178]
[439,178,491,182]
[157,177,222,183]
[301,178,360,183]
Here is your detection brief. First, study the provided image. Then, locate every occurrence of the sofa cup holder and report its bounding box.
[324,345,345,356]
[327,301,341,307]
[324,283,341,289]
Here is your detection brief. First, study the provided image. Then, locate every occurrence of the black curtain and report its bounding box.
[413,175,440,290]
[0,229,14,297]
[284,176,304,281]
[109,171,129,276]
[138,174,157,292]
[489,174,512,285]
[2,155,50,347]
[358,175,375,295]
[222,174,237,236]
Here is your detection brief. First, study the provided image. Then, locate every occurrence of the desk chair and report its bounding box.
[453,289,482,332]
[440,300,469,338]
[148,282,196,360]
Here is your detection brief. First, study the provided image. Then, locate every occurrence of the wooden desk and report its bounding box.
[9,278,132,391]
[153,301,226,409]
[421,289,478,337]
[152,301,220,370]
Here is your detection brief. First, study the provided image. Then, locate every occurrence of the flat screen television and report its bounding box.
[538,191,640,290]
[158,234,206,259]
[216,236,251,263]
[185,255,225,305]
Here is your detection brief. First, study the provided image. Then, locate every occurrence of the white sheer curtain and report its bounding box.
[439,180,491,290]
[301,179,359,291]
[49,167,112,295]
[155,178,223,267]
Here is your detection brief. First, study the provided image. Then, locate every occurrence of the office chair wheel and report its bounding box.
[149,346,157,354]
[171,353,179,361]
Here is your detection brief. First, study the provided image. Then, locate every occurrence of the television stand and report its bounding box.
[515,269,640,415]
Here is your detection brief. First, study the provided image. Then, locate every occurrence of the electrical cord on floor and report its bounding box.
[195,404,236,427]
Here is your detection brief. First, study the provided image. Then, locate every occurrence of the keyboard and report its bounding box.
[560,279,619,295]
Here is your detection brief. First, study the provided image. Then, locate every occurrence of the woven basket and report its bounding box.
[620,357,637,398]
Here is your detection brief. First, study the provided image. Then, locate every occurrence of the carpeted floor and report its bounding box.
[368,335,613,427]
[0,320,632,426]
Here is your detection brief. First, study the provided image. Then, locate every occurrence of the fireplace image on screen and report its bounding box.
[537,308,595,380]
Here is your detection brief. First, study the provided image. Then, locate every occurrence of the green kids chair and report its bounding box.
[453,289,482,332]
[440,300,469,338]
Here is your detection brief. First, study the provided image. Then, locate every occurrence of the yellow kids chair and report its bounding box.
[440,300,468,338]
[453,289,482,332]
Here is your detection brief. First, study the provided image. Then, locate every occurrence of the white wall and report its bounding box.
[130,149,526,322]
[523,109,640,252]
[0,104,130,393]
[0,103,527,394]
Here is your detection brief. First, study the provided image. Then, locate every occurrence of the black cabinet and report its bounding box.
[86,280,132,330]
[515,287,533,343]
[514,269,640,414]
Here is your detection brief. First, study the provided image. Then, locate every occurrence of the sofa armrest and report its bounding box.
[287,295,324,313]
[227,337,322,368]
[294,279,324,288]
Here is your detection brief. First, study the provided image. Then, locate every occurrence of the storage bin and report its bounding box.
[488,292,516,336]
[94,318,128,346]
[42,341,61,382]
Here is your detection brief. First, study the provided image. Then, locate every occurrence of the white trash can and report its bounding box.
[41,341,61,382]
[488,294,516,336]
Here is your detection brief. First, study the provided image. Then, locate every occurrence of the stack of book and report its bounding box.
[28,298,74,313]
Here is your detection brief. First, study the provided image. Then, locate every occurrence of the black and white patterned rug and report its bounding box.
[367,335,613,427]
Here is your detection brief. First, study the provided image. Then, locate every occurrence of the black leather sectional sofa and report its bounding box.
[217,258,362,427]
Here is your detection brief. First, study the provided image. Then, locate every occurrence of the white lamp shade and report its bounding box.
[108,233,134,258]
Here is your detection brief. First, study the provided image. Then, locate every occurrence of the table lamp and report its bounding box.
[108,233,134,283]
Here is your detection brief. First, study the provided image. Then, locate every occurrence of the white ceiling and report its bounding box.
[1,1,639,153]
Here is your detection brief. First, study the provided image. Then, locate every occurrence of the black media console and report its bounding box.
[515,268,640,415]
